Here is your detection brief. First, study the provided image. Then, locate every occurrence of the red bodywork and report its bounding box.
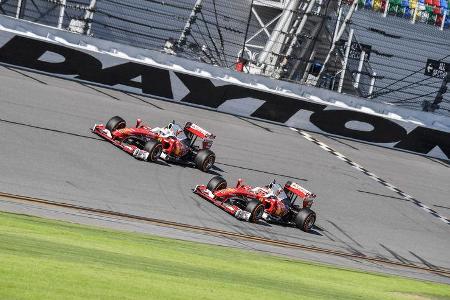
[92,123,146,157]
[194,179,316,222]
[92,119,215,161]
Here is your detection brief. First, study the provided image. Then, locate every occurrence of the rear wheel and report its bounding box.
[295,208,316,232]
[143,140,163,162]
[207,176,227,192]
[245,199,265,223]
[106,116,126,132]
[194,149,215,172]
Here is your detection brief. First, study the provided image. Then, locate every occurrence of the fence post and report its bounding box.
[15,0,22,18]
[354,49,365,89]
[57,0,66,29]
[338,28,353,93]
[178,0,203,47]
[84,0,97,35]
[315,0,357,82]
[333,7,343,43]
[368,72,376,97]
[278,0,317,73]
[383,0,389,17]
[440,12,446,31]
[411,7,417,24]
[257,0,301,66]
[301,49,316,82]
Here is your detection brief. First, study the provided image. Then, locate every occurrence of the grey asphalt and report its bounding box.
[1,66,449,283]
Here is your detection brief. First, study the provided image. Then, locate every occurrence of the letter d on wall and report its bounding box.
[0,36,102,75]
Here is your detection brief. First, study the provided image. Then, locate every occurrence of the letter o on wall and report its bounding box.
[310,110,407,143]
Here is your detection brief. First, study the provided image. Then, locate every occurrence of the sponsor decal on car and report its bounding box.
[235,210,251,221]
[132,149,149,161]
[287,182,314,198]
[188,123,211,137]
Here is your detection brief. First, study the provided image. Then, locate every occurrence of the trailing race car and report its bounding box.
[92,116,216,172]
[194,176,317,231]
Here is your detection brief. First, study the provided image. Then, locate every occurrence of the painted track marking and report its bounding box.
[290,128,450,226]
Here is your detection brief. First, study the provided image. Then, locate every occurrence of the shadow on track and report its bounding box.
[328,220,364,249]
[319,220,365,256]
[426,157,450,168]
[216,162,308,182]
[0,118,175,167]
[433,204,450,210]
[357,190,408,202]
[265,221,322,236]
[380,244,411,264]
[159,160,222,175]
[122,92,164,110]
[323,134,359,150]
[235,116,273,133]
[3,66,48,85]
[78,83,121,100]
[409,251,442,271]
[0,118,103,141]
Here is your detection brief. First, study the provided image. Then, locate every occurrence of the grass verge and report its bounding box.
[0,211,449,300]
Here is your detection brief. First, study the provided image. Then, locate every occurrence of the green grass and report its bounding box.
[0,212,449,300]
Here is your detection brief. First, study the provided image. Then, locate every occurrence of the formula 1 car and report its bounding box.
[92,116,216,172]
[194,176,317,231]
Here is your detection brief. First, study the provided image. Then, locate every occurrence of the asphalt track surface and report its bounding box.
[1,66,449,283]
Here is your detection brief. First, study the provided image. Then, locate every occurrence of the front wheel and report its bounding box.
[245,199,265,223]
[106,116,126,132]
[194,149,215,172]
[295,208,316,232]
[207,176,227,192]
[143,140,163,162]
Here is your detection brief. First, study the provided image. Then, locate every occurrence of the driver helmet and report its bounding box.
[267,180,282,197]
[164,121,183,138]
[162,121,175,137]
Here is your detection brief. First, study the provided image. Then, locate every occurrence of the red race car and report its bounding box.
[92,116,216,172]
[194,176,317,231]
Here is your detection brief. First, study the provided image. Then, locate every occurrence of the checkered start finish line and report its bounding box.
[289,128,450,226]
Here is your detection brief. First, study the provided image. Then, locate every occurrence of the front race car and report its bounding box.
[92,116,217,172]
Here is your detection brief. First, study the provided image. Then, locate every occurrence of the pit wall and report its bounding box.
[0,15,449,160]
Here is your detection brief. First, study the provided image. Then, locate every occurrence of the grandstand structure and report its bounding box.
[0,0,449,114]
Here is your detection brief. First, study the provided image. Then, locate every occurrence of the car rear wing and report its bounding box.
[284,181,316,201]
[184,122,215,149]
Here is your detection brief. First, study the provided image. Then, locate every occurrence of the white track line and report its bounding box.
[290,127,450,226]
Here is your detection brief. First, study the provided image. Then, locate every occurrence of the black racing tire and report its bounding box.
[295,208,316,232]
[194,149,216,172]
[143,140,163,162]
[106,116,126,132]
[245,199,265,223]
[207,176,227,192]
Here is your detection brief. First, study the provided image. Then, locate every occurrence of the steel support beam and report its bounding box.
[257,0,301,66]
[278,0,316,72]
[178,0,203,47]
[315,0,357,83]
